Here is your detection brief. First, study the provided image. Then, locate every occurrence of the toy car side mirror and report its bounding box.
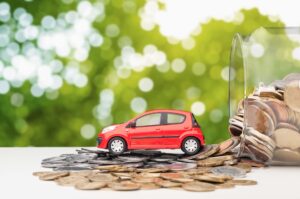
[130,121,136,128]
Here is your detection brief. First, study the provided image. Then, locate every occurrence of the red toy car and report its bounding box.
[97,109,205,155]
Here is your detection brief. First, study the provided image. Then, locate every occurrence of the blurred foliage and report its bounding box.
[0,0,283,146]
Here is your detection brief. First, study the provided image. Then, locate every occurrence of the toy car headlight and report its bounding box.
[102,125,116,133]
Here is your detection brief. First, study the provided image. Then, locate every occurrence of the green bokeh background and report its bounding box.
[0,0,283,146]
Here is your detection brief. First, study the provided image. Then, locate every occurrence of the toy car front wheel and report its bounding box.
[108,137,127,155]
[181,137,201,155]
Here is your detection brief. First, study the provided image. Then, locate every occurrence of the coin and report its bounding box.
[245,104,275,135]
[182,181,215,192]
[276,122,299,132]
[109,181,141,191]
[239,158,265,167]
[194,173,232,183]
[55,175,89,186]
[211,166,246,178]
[75,181,107,190]
[153,162,197,171]
[259,90,283,101]
[32,171,54,177]
[139,183,160,190]
[197,155,235,167]
[132,176,160,183]
[285,80,300,112]
[39,171,69,181]
[154,178,182,188]
[234,163,252,172]
[244,135,273,157]
[88,173,118,182]
[216,137,240,155]
[185,144,220,160]
[160,173,194,183]
[273,148,300,162]
[228,179,257,186]
[265,100,289,123]
[245,127,276,149]
[273,128,300,149]
[228,124,243,136]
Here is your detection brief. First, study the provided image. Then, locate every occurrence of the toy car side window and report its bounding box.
[135,113,161,127]
[166,113,185,124]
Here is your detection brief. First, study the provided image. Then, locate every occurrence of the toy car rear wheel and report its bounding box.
[181,137,201,155]
[108,137,127,155]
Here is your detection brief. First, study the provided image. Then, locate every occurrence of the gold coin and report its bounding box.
[154,178,182,188]
[32,171,54,177]
[70,171,95,177]
[194,173,232,183]
[132,176,161,183]
[109,181,141,191]
[239,158,265,168]
[139,183,160,190]
[55,175,89,186]
[228,179,257,186]
[160,173,194,183]
[135,172,161,178]
[189,144,220,160]
[182,181,215,192]
[75,181,107,190]
[39,171,69,181]
[197,155,235,167]
[234,163,252,172]
[88,173,118,182]
[259,90,283,101]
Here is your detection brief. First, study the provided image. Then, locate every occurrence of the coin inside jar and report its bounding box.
[245,104,275,135]
[284,80,300,112]
[273,128,300,150]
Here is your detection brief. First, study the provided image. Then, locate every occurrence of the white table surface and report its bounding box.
[0,147,299,199]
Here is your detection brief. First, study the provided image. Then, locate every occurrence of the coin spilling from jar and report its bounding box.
[229,73,300,164]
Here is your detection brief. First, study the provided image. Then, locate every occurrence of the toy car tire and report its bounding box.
[108,137,127,155]
[181,137,201,155]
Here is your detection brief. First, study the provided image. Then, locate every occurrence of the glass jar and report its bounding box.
[229,27,300,165]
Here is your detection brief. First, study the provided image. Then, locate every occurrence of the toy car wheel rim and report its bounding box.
[111,140,124,153]
[184,139,198,153]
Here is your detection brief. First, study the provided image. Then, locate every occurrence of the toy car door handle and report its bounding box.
[155,128,160,131]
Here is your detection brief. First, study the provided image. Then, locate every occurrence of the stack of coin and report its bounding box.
[229,73,300,164]
[34,138,261,192]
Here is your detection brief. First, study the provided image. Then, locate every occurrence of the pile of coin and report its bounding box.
[229,73,300,164]
[33,138,261,192]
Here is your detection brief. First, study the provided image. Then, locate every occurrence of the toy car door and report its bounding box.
[127,113,164,149]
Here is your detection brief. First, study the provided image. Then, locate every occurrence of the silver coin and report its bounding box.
[211,166,246,178]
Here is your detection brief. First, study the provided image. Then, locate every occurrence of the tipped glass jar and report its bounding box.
[229,27,300,165]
